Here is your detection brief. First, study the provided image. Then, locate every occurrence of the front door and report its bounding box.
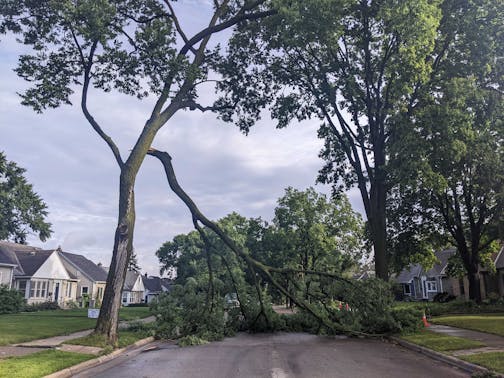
[54,282,60,303]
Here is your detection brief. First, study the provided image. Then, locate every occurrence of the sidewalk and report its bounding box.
[395,323,504,376]
[428,323,504,356]
[0,316,155,358]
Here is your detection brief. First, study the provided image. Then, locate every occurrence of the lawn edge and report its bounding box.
[43,336,156,378]
[389,336,504,377]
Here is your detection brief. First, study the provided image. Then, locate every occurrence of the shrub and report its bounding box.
[0,285,25,314]
[125,303,149,307]
[433,292,456,303]
[23,301,60,312]
[390,307,423,334]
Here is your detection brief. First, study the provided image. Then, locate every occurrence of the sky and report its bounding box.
[0,1,364,276]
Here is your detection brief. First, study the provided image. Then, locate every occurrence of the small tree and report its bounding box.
[127,250,141,272]
[0,152,52,243]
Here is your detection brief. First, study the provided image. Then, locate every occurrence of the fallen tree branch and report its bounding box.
[147,148,369,336]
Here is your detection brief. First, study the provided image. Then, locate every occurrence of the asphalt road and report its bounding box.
[75,333,469,378]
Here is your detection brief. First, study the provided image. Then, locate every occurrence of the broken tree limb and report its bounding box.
[147,148,367,336]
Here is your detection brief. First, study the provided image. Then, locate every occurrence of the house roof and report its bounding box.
[428,248,456,276]
[142,275,162,292]
[395,248,457,283]
[0,241,23,267]
[395,265,423,283]
[60,251,108,282]
[123,271,140,291]
[13,249,54,277]
[495,246,504,270]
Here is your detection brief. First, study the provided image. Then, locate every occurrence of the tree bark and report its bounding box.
[94,172,136,345]
[467,269,482,304]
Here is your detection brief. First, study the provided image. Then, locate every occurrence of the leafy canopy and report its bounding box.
[0,152,52,243]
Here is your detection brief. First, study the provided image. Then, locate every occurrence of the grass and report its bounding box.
[0,307,152,345]
[460,352,504,374]
[400,330,485,352]
[0,350,94,378]
[432,314,504,337]
[66,330,151,349]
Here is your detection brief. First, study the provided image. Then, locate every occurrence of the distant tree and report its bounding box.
[127,249,141,272]
[273,187,366,299]
[0,152,52,243]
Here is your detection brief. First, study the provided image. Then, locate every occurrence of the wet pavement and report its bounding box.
[73,332,470,378]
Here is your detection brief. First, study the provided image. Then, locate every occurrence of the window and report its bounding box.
[122,292,128,303]
[82,286,89,295]
[426,281,437,292]
[67,282,72,298]
[403,284,411,294]
[97,287,103,300]
[29,280,48,298]
[18,280,27,297]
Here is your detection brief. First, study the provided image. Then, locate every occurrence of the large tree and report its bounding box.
[388,0,503,301]
[0,152,52,243]
[1,0,273,344]
[213,0,443,280]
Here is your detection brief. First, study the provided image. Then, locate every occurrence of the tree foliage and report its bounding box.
[0,152,52,243]
[388,0,503,301]
[0,0,275,344]
[212,0,443,279]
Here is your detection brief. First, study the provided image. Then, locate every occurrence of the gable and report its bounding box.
[32,251,70,280]
[131,275,145,292]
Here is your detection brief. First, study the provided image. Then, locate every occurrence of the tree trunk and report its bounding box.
[94,173,135,345]
[467,267,482,303]
[369,165,388,281]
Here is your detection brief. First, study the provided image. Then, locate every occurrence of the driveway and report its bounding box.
[75,333,469,378]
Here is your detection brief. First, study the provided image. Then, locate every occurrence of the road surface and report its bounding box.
[75,333,469,378]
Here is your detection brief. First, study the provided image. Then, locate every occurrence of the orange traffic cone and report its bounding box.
[339,302,343,310]
[345,303,350,311]
[422,312,430,327]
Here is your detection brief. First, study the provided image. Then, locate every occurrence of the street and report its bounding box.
[75,333,469,378]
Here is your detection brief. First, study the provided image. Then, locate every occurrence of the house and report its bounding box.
[10,246,79,306]
[59,249,108,307]
[122,270,145,305]
[395,249,458,301]
[479,246,504,299]
[396,247,504,301]
[0,241,20,288]
[142,274,173,303]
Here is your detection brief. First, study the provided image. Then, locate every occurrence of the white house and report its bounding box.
[12,247,78,306]
[141,274,173,303]
[122,271,145,305]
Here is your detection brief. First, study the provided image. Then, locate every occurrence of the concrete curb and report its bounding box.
[43,336,156,378]
[390,336,504,377]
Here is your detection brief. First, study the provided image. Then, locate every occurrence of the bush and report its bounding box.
[23,301,60,312]
[433,292,456,303]
[0,285,25,314]
[125,303,149,307]
[390,307,423,334]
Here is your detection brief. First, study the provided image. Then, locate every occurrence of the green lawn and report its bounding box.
[432,314,504,337]
[0,350,94,378]
[460,352,504,374]
[0,307,152,345]
[400,330,485,352]
[66,330,151,349]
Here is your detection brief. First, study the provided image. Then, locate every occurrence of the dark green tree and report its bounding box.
[273,187,365,299]
[389,0,503,301]
[0,0,274,344]
[127,249,141,272]
[212,0,443,280]
[0,152,52,243]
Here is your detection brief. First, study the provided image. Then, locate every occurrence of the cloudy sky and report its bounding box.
[0,1,363,276]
